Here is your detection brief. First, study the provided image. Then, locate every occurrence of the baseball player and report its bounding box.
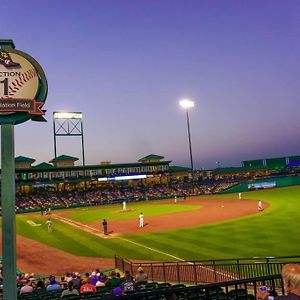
[239,192,242,200]
[258,200,263,211]
[139,212,144,228]
[174,195,177,203]
[46,218,53,232]
[102,219,108,235]
[123,201,127,211]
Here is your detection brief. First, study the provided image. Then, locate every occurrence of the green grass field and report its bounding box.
[16,186,300,261]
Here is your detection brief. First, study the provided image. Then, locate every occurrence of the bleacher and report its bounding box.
[16,274,282,300]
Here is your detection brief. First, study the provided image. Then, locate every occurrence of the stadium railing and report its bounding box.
[115,255,300,284]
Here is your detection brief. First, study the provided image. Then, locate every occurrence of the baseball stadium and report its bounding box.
[2,152,300,299]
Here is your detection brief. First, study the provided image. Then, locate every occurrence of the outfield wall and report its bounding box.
[221,175,300,193]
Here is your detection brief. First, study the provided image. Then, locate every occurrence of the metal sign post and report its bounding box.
[0,39,47,299]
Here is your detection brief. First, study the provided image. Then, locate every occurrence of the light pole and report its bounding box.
[179,99,195,177]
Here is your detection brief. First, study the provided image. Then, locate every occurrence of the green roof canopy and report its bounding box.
[15,156,36,163]
[169,166,190,172]
[138,154,164,162]
[33,162,54,169]
[49,155,79,163]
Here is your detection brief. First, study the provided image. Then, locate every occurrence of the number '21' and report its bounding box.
[0,78,8,95]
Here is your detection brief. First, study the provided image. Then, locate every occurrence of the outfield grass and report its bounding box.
[15,186,300,261]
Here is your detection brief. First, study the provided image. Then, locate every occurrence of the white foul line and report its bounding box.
[117,236,188,262]
[52,214,238,280]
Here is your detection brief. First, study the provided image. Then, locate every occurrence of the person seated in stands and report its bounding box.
[90,271,98,286]
[19,279,33,295]
[64,272,72,282]
[121,270,136,294]
[46,276,61,292]
[34,279,45,291]
[61,280,79,297]
[82,272,90,285]
[135,267,148,284]
[257,263,300,300]
[72,272,81,290]
[80,277,96,294]
[105,270,122,288]
[113,286,123,297]
[96,272,107,287]
[60,276,68,288]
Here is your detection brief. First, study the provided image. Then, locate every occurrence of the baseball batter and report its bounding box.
[139,212,144,228]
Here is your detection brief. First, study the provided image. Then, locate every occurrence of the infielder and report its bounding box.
[46,219,53,232]
[258,200,263,211]
[139,212,144,228]
[238,192,242,200]
[123,200,127,211]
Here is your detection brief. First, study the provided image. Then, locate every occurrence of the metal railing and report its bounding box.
[110,274,284,300]
[115,255,300,284]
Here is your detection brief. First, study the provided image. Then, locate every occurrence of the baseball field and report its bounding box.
[2,185,300,274]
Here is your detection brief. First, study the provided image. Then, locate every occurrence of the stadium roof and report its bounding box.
[15,156,36,163]
[138,154,164,162]
[169,166,190,172]
[49,155,79,163]
[33,162,54,169]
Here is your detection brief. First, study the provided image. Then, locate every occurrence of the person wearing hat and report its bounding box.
[135,267,148,284]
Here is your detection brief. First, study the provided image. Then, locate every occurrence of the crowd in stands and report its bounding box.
[15,267,152,299]
[12,180,237,212]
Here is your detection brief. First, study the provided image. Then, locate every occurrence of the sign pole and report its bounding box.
[1,124,17,300]
[0,39,48,300]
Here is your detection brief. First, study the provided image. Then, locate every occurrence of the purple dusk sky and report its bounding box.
[1,0,300,169]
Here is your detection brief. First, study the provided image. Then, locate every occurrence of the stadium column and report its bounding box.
[1,124,17,300]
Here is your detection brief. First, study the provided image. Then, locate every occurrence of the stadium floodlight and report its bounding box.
[179,99,195,109]
[53,112,83,119]
[179,98,195,176]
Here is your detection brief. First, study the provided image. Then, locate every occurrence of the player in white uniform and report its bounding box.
[123,201,127,211]
[46,219,53,232]
[174,195,177,203]
[238,192,242,200]
[139,212,144,228]
[258,200,263,211]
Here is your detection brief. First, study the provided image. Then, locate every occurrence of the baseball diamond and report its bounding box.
[1,186,300,275]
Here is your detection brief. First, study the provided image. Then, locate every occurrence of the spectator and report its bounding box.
[19,279,33,295]
[257,264,300,300]
[46,276,61,292]
[113,286,123,297]
[90,271,98,286]
[135,267,148,284]
[61,280,79,298]
[80,277,96,294]
[105,270,122,288]
[72,272,81,289]
[121,271,136,294]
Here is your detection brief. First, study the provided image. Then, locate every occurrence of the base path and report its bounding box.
[86,198,266,235]
[0,197,267,275]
